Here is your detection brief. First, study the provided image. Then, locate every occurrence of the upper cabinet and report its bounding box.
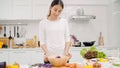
[0,0,109,20]
[12,0,32,19]
[0,0,52,20]
[32,0,50,19]
[0,0,12,19]
[64,0,109,5]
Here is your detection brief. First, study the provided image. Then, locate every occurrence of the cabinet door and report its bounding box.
[9,50,32,64]
[32,0,50,19]
[0,0,12,19]
[12,0,32,19]
[0,51,9,63]
[106,48,119,58]
[70,50,83,63]
[32,5,49,19]
[98,47,120,58]
[30,50,44,64]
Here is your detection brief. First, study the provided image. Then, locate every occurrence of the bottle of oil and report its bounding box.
[98,32,104,46]
[33,35,37,47]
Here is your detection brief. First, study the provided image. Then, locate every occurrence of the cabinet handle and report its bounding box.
[13,52,26,53]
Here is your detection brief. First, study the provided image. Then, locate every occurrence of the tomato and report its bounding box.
[93,63,101,68]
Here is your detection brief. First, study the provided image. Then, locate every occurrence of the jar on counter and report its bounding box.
[98,32,104,46]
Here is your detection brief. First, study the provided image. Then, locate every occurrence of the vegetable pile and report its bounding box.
[80,46,106,59]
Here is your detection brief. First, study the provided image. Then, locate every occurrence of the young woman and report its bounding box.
[39,0,72,63]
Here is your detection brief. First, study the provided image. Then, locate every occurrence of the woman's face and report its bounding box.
[50,5,63,18]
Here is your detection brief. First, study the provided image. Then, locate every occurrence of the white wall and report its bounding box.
[107,0,120,47]
[61,5,109,46]
[0,0,120,47]
[0,20,39,40]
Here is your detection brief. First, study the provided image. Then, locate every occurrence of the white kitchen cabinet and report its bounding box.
[0,0,12,19]
[12,0,32,19]
[32,0,52,5]
[70,49,83,63]
[30,50,44,64]
[0,50,9,63]
[98,47,120,58]
[8,48,44,64]
[8,50,32,64]
[32,5,49,19]
[0,47,119,65]
[64,0,109,5]
[0,0,52,20]
[0,0,110,20]
[32,0,50,19]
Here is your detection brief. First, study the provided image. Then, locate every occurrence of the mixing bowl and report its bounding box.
[48,55,69,67]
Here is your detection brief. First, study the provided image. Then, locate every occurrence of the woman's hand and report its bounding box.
[44,52,50,62]
[64,52,72,59]
[44,52,50,56]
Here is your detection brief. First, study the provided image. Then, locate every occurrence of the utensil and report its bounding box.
[17,26,19,38]
[9,27,12,48]
[14,26,16,37]
[20,26,26,37]
[3,26,6,37]
[71,35,79,42]
[9,29,12,40]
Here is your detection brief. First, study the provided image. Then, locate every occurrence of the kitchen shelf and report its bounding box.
[0,23,27,26]
[71,15,96,21]
[0,19,41,24]
[0,19,41,21]
[70,8,96,21]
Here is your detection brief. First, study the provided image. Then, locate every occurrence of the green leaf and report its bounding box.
[80,48,88,57]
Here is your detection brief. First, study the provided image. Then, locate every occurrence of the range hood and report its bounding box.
[71,15,96,21]
[71,8,96,21]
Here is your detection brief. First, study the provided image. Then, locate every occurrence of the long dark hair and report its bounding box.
[48,0,64,17]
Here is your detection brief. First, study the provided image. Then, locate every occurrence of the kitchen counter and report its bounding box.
[8,62,120,68]
[0,45,119,50]
[0,46,120,65]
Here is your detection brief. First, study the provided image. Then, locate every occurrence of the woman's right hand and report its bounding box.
[44,52,50,56]
[44,52,50,62]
